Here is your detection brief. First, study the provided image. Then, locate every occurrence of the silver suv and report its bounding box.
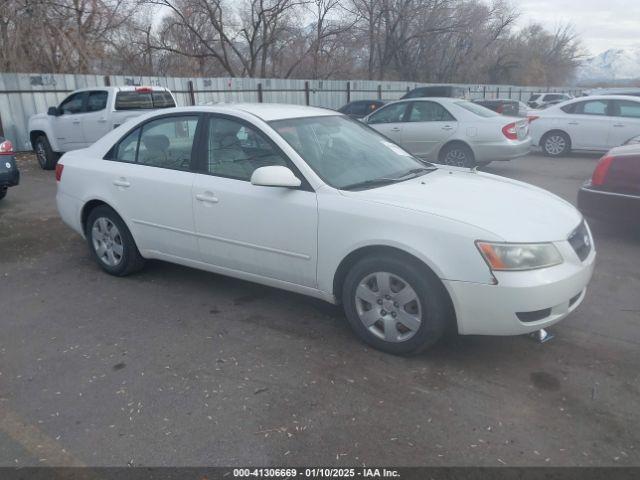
[527,93,572,109]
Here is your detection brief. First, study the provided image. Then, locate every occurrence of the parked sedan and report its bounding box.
[338,100,384,119]
[0,137,20,201]
[56,104,595,355]
[578,145,640,224]
[472,99,528,117]
[530,95,640,157]
[362,98,531,167]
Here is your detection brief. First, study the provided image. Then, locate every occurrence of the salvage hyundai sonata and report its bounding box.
[55,104,595,355]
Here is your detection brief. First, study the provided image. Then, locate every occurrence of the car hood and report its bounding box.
[29,112,48,123]
[341,168,582,242]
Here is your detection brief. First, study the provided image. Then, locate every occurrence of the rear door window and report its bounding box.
[408,102,455,121]
[613,100,640,118]
[87,91,108,112]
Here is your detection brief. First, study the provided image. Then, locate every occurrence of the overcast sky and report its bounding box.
[516,0,640,55]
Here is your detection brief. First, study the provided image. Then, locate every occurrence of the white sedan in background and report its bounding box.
[56,104,595,355]
[362,97,531,168]
[530,95,640,157]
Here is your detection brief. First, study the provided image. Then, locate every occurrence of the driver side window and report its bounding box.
[367,103,408,124]
[205,117,288,181]
[59,92,86,115]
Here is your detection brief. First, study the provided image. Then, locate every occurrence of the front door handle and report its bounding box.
[97,117,107,123]
[613,123,625,127]
[441,125,454,130]
[196,193,219,204]
[390,127,401,132]
[568,121,579,125]
[113,178,130,188]
[72,120,81,125]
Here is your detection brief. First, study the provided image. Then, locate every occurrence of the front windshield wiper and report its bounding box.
[341,167,436,191]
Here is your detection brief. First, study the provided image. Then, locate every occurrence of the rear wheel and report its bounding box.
[541,131,571,157]
[439,143,475,168]
[342,255,449,355]
[34,135,59,170]
[86,205,145,276]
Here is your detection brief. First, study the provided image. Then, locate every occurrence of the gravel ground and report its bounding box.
[0,152,638,467]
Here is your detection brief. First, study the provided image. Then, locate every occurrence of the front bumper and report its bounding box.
[444,236,596,336]
[473,138,532,162]
[0,155,20,188]
[578,182,640,224]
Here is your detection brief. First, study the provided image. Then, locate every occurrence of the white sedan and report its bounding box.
[56,104,595,355]
[362,98,531,168]
[530,95,640,156]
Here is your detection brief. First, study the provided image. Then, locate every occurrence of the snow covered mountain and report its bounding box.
[578,47,640,84]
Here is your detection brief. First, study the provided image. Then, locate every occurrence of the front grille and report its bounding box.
[568,221,591,261]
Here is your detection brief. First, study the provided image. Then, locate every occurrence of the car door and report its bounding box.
[192,114,318,287]
[401,101,457,159]
[81,90,111,146]
[54,92,88,151]
[560,99,614,150]
[103,114,201,260]
[364,102,409,144]
[609,99,640,147]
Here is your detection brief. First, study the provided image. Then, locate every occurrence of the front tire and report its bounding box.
[541,131,571,157]
[0,186,7,200]
[439,143,476,168]
[342,255,449,355]
[34,135,59,170]
[85,205,145,276]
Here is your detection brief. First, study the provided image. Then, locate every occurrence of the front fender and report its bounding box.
[28,115,61,152]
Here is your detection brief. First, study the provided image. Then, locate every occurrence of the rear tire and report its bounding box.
[34,135,60,170]
[439,143,476,168]
[541,131,571,157]
[342,255,449,355]
[85,205,145,276]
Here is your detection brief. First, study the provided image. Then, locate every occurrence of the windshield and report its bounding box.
[454,101,499,118]
[270,115,433,190]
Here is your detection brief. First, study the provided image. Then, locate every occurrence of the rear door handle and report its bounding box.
[113,178,130,188]
[442,125,454,130]
[196,193,219,204]
[72,120,81,125]
[613,123,625,127]
[97,117,107,123]
[568,121,579,125]
[390,127,401,132]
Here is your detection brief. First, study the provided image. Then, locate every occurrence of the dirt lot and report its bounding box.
[0,152,638,467]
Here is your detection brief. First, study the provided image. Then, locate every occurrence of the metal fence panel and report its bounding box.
[0,71,580,151]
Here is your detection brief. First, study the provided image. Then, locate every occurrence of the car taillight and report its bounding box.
[501,122,518,140]
[135,86,153,93]
[591,155,614,187]
[55,163,64,182]
[0,139,14,155]
[527,115,539,123]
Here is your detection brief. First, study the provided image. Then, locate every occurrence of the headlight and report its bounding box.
[476,241,562,271]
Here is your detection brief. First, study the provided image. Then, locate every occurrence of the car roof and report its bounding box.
[565,94,640,102]
[70,86,172,93]
[145,103,340,122]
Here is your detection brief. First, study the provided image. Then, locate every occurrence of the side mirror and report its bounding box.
[250,166,301,188]
[47,106,61,116]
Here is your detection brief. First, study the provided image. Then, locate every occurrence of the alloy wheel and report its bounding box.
[443,149,470,167]
[35,141,47,168]
[544,135,566,156]
[354,271,422,342]
[91,217,124,267]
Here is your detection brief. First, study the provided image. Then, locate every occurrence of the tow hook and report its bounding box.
[531,328,554,343]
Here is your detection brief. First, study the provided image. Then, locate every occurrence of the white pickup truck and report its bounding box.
[28,86,177,169]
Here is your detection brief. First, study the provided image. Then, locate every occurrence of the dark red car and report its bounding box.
[578,144,640,223]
